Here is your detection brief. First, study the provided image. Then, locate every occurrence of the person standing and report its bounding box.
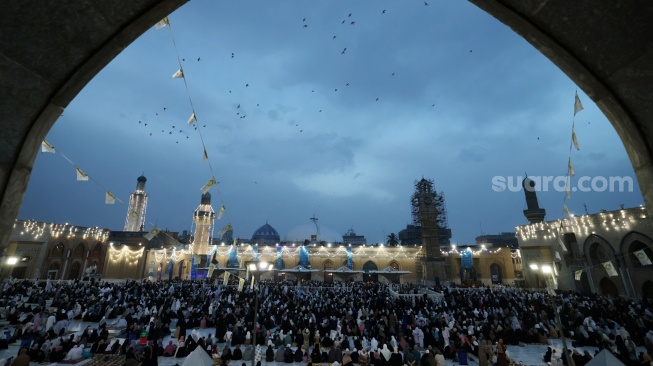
[496,339,508,366]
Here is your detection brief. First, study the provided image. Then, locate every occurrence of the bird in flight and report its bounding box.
[376,98,379,101]
[348,13,352,17]
[341,48,347,54]
[163,107,167,111]
[350,21,356,25]
[382,9,386,14]
[424,1,429,5]
[237,104,241,108]
[303,24,308,28]
[197,57,200,61]
[333,35,337,39]
[303,18,306,22]
[231,53,234,58]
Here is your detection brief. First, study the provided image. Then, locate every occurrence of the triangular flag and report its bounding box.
[574,270,582,281]
[187,113,196,126]
[574,91,584,116]
[572,130,580,151]
[75,166,89,181]
[563,204,572,217]
[602,261,618,277]
[218,205,225,220]
[218,224,232,237]
[634,249,652,266]
[201,177,217,194]
[568,160,575,177]
[223,271,230,285]
[172,68,184,78]
[238,278,245,292]
[155,17,169,30]
[144,226,161,241]
[203,148,208,161]
[105,191,116,204]
[41,140,55,153]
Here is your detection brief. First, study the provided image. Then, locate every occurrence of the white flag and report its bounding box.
[218,224,232,237]
[41,140,56,153]
[218,205,225,220]
[155,17,169,30]
[572,130,580,151]
[568,160,575,177]
[563,204,572,217]
[201,177,217,194]
[144,226,161,241]
[574,270,582,281]
[187,113,196,126]
[602,261,618,277]
[223,271,230,285]
[238,278,245,292]
[557,233,568,251]
[635,249,652,266]
[172,68,184,78]
[75,166,89,181]
[555,251,561,261]
[105,191,116,204]
[574,91,584,116]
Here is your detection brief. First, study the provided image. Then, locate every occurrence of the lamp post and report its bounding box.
[248,261,273,366]
[529,263,575,366]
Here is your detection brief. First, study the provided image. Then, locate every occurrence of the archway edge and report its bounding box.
[468,0,653,215]
[0,0,189,248]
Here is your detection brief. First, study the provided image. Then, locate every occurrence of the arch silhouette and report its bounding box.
[363,260,378,282]
[0,1,652,250]
[599,277,618,297]
[642,281,653,300]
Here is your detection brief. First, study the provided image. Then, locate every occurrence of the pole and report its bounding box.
[251,273,260,366]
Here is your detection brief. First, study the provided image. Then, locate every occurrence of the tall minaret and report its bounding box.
[192,192,215,261]
[124,175,148,231]
[522,177,546,223]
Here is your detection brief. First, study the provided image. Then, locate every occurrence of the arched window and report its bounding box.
[91,243,102,257]
[629,240,653,269]
[324,260,334,283]
[72,244,85,258]
[51,243,65,257]
[363,261,378,282]
[68,262,81,280]
[490,263,503,284]
[389,261,400,270]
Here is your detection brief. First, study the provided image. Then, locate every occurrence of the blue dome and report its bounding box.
[137,175,147,182]
[251,222,280,243]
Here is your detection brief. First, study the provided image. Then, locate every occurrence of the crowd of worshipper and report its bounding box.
[1,277,653,366]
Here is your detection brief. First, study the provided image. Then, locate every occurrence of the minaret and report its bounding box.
[522,177,546,223]
[192,192,215,262]
[124,175,148,231]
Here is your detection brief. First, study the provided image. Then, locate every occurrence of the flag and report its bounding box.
[105,191,116,204]
[238,278,245,292]
[574,270,582,281]
[635,249,652,266]
[187,113,196,126]
[218,224,232,237]
[41,140,55,153]
[172,68,184,78]
[203,148,208,161]
[223,271,230,285]
[75,166,89,181]
[574,91,584,116]
[144,226,161,241]
[201,177,217,194]
[563,204,572,217]
[155,17,169,30]
[602,261,618,277]
[565,184,570,200]
[568,160,575,177]
[251,275,255,289]
[557,233,568,251]
[572,130,580,150]
[555,251,561,261]
[218,205,225,220]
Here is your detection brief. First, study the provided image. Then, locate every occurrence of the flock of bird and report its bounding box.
[137,4,445,144]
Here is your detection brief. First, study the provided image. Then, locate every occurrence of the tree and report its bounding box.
[386,233,399,246]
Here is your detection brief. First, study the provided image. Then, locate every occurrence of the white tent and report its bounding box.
[585,349,626,366]
[182,347,214,366]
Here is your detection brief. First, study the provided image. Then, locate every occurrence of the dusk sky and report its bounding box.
[18,0,642,245]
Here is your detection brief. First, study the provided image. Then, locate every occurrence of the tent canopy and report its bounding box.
[278,265,319,273]
[324,266,363,273]
[182,347,214,366]
[585,349,625,366]
[369,266,411,274]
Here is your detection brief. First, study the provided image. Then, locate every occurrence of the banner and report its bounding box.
[253,245,259,262]
[461,249,473,269]
[299,246,310,268]
[223,271,230,285]
[602,261,618,277]
[635,249,652,266]
[238,278,245,292]
[165,256,174,281]
[276,245,283,270]
[346,246,353,270]
[190,255,198,280]
[574,270,582,281]
[148,261,155,278]
[227,245,239,268]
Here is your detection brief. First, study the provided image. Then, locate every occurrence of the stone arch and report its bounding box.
[2,1,653,256]
[72,243,87,258]
[388,260,400,270]
[67,261,82,280]
[90,242,103,257]
[620,231,653,269]
[599,277,619,297]
[363,260,378,282]
[50,242,67,257]
[584,235,617,267]
[323,260,334,283]
[489,263,503,284]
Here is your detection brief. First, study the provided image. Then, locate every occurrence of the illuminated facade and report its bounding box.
[124,175,148,232]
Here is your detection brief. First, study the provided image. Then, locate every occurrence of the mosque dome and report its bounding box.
[137,175,147,182]
[251,222,280,243]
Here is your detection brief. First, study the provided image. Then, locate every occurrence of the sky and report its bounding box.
[17,0,643,246]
